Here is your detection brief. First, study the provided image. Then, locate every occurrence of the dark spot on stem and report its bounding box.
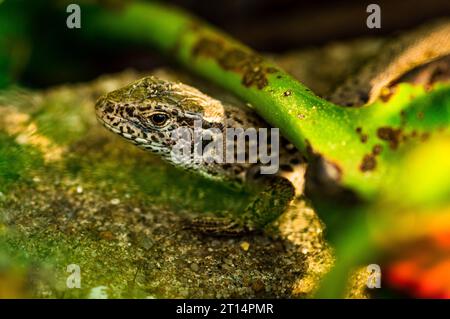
[421,132,430,141]
[355,127,368,143]
[360,154,377,172]
[372,144,383,155]
[360,134,368,143]
[417,111,425,120]
[192,38,223,57]
[398,110,407,127]
[192,37,277,89]
[377,127,403,150]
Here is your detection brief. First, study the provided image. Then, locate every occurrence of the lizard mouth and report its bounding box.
[96,112,134,137]
[97,114,169,151]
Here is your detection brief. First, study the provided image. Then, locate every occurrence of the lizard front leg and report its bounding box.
[187,175,295,236]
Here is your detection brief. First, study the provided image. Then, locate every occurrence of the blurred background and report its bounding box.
[3,0,450,88]
[0,0,449,299]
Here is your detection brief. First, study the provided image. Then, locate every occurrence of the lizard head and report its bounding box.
[95,76,226,162]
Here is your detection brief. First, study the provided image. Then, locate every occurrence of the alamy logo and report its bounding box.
[366,4,381,29]
[66,4,81,29]
[366,264,381,289]
[170,119,280,174]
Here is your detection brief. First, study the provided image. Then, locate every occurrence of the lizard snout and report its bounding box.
[94,95,115,123]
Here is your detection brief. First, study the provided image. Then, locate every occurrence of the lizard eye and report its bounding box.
[149,112,169,126]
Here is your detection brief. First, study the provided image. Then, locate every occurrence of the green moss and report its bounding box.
[64,145,250,216]
[0,226,148,298]
[31,99,90,145]
[0,132,43,192]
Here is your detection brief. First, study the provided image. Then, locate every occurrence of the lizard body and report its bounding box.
[95,19,450,235]
[96,76,304,234]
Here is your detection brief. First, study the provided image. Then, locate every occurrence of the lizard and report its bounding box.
[95,18,450,236]
[95,75,305,235]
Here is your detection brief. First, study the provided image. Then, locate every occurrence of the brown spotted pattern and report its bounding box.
[96,76,304,192]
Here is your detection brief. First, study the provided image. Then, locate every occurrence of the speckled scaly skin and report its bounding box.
[95,76,304,234]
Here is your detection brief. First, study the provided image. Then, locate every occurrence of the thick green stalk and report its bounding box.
[83,1,450,199]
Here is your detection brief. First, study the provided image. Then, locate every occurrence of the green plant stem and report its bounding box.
[82,1,450,200]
